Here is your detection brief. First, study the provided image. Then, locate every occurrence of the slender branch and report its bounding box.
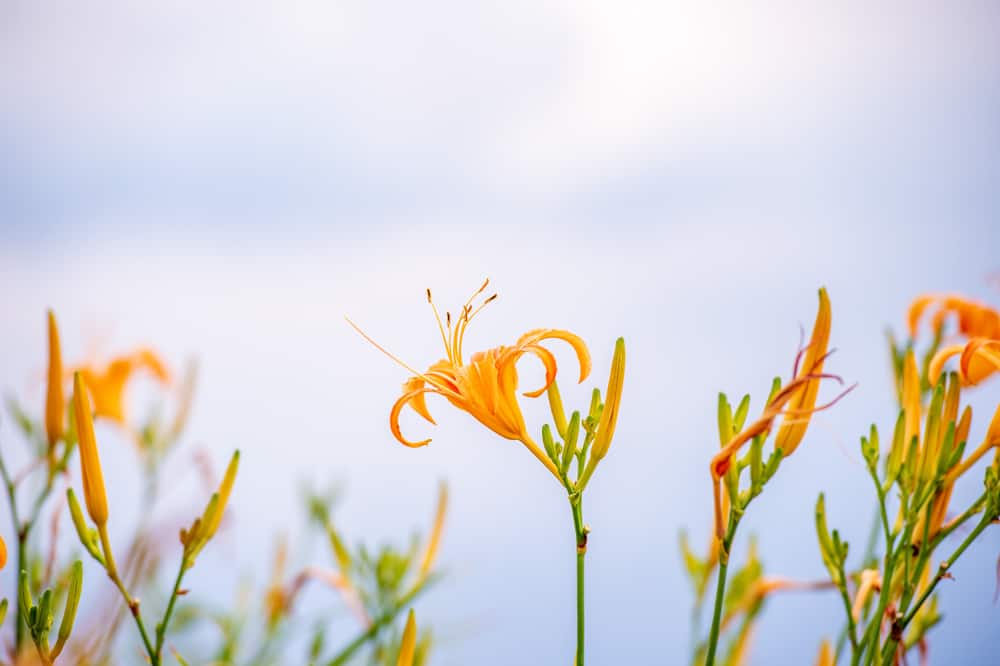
[704,513,738,666]
[154,556,189,660]
[98,523,157,663]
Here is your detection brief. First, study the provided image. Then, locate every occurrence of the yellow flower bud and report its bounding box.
[418,482,448,579]
[204,450,240,539]
[45,310,65,449]
[397,609,417,666]
[591,337,626,462]
[73,372,108,526]
[774,288,832,456]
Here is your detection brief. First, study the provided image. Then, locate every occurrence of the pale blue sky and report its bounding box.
[2,1,1000,663]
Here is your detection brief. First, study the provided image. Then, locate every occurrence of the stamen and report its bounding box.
[426,289,452,361]
[345,317,429,380]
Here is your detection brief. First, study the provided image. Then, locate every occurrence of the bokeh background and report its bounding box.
[2,1,1000,663]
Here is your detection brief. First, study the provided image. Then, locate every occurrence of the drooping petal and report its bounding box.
[907,294,938,338]
[402,376,436,424]
[928,344,964,384]
[390,388,436,447]
[520,343,558,398]
[513,328,591,383]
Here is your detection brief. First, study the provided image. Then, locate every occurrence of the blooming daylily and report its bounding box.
[74,348,171,425]
[349,280,591,481]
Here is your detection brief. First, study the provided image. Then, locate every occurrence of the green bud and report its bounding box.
[717,393,733,447]
[765,377,782,405]
[0,598,7,627]
[886,411,906,485]
[815,494,838,582]
[545,381,568,439]
[561,411,581,474]
[732,395,751,433]
[36,588,53,638]
[541,424,558,465]
[328,524,352,574]
[52,560,83,659]
[66,488,104,565]
[749,434,764,496]
[18,569,34,625]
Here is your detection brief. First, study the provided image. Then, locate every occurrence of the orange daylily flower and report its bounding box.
[0,534,6,569]
[349,280,591,481]
[75,348,171,424]
[928,338,1000,387]
[908,294,1000,340]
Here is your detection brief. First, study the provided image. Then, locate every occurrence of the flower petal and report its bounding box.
[390,388,436,447]
[514,328,591,383]
[402,377,436,424]
[959,338,1000,385]
[520,343,558,398]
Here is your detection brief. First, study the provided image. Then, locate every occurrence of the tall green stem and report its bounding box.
[570,495,586,666]
[704,514,738,666]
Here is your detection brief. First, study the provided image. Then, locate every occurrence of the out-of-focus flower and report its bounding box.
[45,310,65,449]
[851,569,882,622]
[929,338,1000,386]
[75,349,171,424]
[349,280,591,481]
[908,294,1000,340]
[774,288,832,457]
[72,372,109,527]
[397,609,417,666]
[0,534,6,570]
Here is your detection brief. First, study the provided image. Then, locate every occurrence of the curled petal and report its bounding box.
[520,343,558,398]
[928,344,964,384]
[390,388,436,447]
[908,294,938,338]
[514,328,591,383]
[402,377,436,423]
[959,338,1000,385]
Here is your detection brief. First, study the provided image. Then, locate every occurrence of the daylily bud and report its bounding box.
[66,489,104,564]
[52,560,83,659]
[328,524,352,574]
[561,411,581,474]
[73,372,108,526]
[204,450,240,539]
[546,381,569,439]
[45,310,65,449]
[591,337,625,462]
[397,609,417,666]
[0,535,5,570]
[775,288,832,457]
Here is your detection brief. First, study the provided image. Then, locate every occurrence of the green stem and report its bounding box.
[154,557,189,660]
[879,516,991,665]
[704,514,738,666]
[0,452,26,653]
[324,580,434,666]
[99,523,158,664]
[571,495,586,666]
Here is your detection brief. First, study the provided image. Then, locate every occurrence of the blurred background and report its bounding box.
[2,1,999,663]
